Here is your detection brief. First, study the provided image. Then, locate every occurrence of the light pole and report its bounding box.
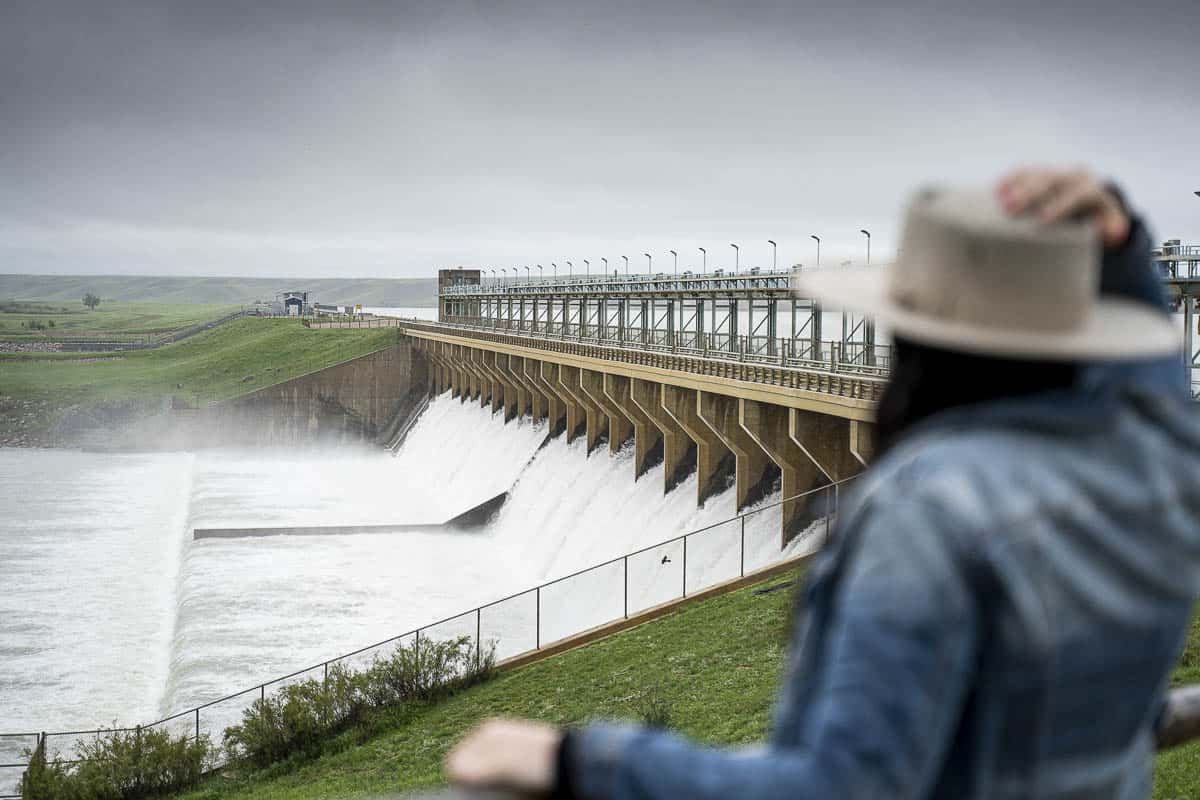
[860,229,871,264]
[551,263,557,279]
[644,253,652,274]
[583,259,590,277]
[699,247,706,272]
[525,265,531,282]
[810,235,820,267]
[490,268,496,287]
[669,249,677,276]
[602,257,609,277]
[502,268,509,286]
[622,255,629,276]
[767,239,777,270]
[730,243,739,274]
[537,264,544,280]
[566,261,572,278]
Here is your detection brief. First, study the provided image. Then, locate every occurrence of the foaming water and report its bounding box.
[2,391,808,734]
[0,450,195,730]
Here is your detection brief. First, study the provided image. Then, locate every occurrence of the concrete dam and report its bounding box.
[310,267,883,545]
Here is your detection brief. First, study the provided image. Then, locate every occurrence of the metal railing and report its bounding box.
[440,268,801,297]
[427,317,891,376]
[0,480,848,798]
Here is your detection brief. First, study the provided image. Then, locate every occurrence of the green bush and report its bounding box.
[630,686,674,730]
[224,635,494,768]
[21,726,211,800]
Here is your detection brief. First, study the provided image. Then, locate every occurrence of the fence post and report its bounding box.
[536,586,541,649]
[682,537,688,598]
[740,515,746,577]
[624,556,629,619]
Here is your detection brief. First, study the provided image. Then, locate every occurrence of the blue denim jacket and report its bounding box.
[563,216,1200,799]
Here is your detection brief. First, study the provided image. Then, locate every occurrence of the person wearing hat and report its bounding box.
[445,169,1200,799]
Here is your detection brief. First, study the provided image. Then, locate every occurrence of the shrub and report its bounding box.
[630,686,674,730]
[224,635,494,768]
[21,727,211,800]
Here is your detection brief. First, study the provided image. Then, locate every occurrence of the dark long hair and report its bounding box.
[874,337,1079,456]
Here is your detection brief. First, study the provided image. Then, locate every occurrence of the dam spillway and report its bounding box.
[0,392,802,742]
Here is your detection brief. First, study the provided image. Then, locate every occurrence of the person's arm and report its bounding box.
[557,502,979,800]
[1096,186,1168,313]
[998,170,1185,397]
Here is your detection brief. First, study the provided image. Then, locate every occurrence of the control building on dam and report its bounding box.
[392,267,888,546]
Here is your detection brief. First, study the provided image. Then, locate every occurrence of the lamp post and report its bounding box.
[622,255,629,276]
[644,253,652,274]
[537,264,544,280]
[566,261,572,278]
[730,243,739,274]
[860,229,871,264]
[601,257,608,277]
[490,268,496,287]
[501,268,507,286]
[669,249,677,275]
[551,263,557,279]
[767,239,777,270]
[583,259,590,277]
[810,235,820,267]
[524,265,531,282]
[699,247,706,272]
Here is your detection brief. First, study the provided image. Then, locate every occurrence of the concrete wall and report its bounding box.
[178,341,429,447]
[211,342,427,445]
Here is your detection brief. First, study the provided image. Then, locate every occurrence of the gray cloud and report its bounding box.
[1,0,1198,277]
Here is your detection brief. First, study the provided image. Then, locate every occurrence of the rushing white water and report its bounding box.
[0,391,814,743]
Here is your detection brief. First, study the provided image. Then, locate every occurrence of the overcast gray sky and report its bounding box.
[1,0,1197,278]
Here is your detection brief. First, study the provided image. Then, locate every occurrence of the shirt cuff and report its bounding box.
[557,723,643,799]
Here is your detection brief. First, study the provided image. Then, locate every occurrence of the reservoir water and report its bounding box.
[0,392,807,740]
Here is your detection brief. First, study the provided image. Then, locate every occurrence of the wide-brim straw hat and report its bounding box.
[793,189,1180,361]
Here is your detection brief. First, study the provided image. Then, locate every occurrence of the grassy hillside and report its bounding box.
[0,274,437,307]
[171,571,1200,800]
[0,317,398,445]
[0,318,397,406]
[0,301,241,341]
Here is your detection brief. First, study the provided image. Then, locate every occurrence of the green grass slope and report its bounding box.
[0,318,397,407]
[0,301,241,341]
[174,573,1200,800]
[0,275,437,306]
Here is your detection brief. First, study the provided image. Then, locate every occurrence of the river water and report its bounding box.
[0,392,806,742]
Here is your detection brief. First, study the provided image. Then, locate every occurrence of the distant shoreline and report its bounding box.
[0,273,438,307]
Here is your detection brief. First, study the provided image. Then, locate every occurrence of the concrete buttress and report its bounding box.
[630,378,695,493]
[557,364,608,454]
[662,385,733,506]
[739,399,829,545]
[580,369,633,455]
[789,409,862,482]
[604,374,662,479]
[698,392,777,512]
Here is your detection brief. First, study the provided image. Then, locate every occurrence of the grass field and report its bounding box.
[0,274,437,307]
[0,317,397,407]
[170,568,1200,800]
[0,301,242,341]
